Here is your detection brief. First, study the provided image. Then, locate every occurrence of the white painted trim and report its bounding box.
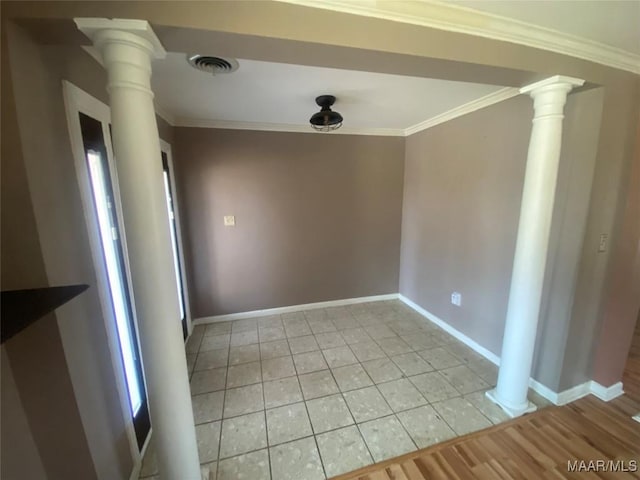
[62,80,142,475]
[79,45,175,126]
[633,413,640,423]
[527,378,560,405]
[589,381,624,401]
[75,18,166,58]
[129,429,152,480]
[398,294,500,365]
[525,380,592,406]
[520,75,584,94]
[193,294,399,324]
[277,0,640,75]
[174,117,405,137]
[557,382,592,405]
[404,87,520,136]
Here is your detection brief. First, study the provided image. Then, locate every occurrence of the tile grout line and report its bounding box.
[213,328,232,480]
[287,319,330,480]
[260,351,273,480]
[325,311,377,472]
[182,300,504,480]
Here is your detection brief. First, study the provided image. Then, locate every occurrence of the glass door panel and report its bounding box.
[161,152,187,339]
[79,112,150,448]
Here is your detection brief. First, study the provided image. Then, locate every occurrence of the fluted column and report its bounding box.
[487,75,584,418]
[75,18,201,478]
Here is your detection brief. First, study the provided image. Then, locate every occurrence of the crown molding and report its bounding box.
[173,117,405,136]
[278,0,640,76]
[107,81,514,139]
[404,87,519,136]
[167,86,519,136]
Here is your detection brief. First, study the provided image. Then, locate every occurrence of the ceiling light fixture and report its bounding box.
[309,95,343,132]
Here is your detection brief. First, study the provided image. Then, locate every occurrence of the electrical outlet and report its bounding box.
[223,215,235,227]
[451,292,462,307]
[598,233,607,252]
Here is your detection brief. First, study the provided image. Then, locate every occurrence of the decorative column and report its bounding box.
[75,19,201,478]
[487,75,584,417]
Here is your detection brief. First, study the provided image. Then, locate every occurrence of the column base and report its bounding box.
[485,389,537,418]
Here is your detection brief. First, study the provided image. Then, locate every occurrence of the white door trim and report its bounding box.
[159,139,194,336]
[62,80,143,475]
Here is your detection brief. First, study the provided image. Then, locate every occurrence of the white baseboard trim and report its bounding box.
[527,378,561,405]
[193,293,399,324]
[398,293,624,407]
[558,382,592,405]
[398,294,500,365]
[589,381,624,401]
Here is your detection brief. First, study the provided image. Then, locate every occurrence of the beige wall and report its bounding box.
[559,79,640,390]
[1,21,140,480]
[592,109,640,387]
[1,348,47,480]
[173,128,405,317]
[0,25,49,479]
[400,89,611,390]
[0,7,638,476]
[534,88,604,390]
[400,95,531,355]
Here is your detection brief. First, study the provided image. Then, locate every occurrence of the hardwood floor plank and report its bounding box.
[331,395,640,480]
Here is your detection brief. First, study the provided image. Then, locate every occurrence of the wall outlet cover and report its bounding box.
[224,215,235,227]
[451,292,462,306]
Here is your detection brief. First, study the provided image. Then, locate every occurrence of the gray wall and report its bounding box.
[400,95,531,356]
[173,128,405,317]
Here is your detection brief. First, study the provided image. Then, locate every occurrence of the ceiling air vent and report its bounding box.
[187,55,239,75]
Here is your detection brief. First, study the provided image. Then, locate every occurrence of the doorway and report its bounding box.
[64,82,151,450]
[160,144,189,339]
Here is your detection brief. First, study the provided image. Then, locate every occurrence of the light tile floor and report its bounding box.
[139,300,550,480]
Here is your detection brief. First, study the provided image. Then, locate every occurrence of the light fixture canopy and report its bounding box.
[310,95,343,132]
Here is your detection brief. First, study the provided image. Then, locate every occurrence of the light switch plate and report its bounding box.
[224,215,235,227]
[598,233,607,252]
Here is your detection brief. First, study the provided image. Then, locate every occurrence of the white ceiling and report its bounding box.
[152,54,504,133]
[451,0,640,55]
[151,1,639,133]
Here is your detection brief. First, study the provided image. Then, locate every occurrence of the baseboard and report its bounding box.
[398,294,624,407]
[193,293,399,324]
[527,378,561,404]
[558,382,593,405]
[398,294,500,365]
[589,381,624,401]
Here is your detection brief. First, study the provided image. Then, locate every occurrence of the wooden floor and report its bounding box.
[332,394,640,479]
[623,310,640,401]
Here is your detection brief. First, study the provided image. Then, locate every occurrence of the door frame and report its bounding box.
[159,139,193,337]
[62,80,148,475]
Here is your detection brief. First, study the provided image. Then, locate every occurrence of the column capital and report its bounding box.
[75,18,166,59]
[520,75,584,97]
